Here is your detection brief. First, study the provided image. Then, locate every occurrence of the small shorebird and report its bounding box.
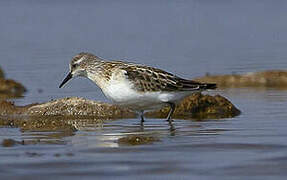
[59,52,216,124]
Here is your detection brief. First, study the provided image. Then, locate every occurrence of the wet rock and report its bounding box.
[194,70,287,89]
[0,78,26,99]
[118,135,160,146]
[146,93,241,119]
[0,66,26,98]
[0,79,26,97]
[0,115,77,133]
[0,66,4,79]
[0,94,240,121]
[0,94,240,134]
[0,100,34,116]
[27,97,135,119]
[0,116,76,145]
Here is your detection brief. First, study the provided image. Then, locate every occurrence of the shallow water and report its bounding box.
[1,0,287,179]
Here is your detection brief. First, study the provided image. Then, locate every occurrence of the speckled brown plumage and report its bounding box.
[121,64,216,92]
[97,61,216,92]
[68,52,216,93]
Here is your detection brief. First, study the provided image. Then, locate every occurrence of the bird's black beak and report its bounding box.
[59,72,73,88]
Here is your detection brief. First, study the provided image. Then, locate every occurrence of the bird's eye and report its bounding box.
[71,64,77,68]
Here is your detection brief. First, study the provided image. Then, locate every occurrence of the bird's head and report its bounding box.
[59,52,102,88]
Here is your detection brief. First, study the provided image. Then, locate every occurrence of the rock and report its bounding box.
[118,135,160,146]
[0,66,4,79]
[146,93,241,119]
[0,79,26,98]
[194,70,287,89]
[27,97,135,119]
[0,93,240,132]
[0,94,240,120]
[0,100,33,116]
[0,67,26,99]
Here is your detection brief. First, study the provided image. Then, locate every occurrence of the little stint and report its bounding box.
[59,52,216,124]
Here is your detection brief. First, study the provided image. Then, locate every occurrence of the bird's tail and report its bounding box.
[178,78,217,91]
[203,83,217,90]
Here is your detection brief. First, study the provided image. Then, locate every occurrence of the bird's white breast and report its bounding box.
[97,70,193,110]
[103,74,141,104]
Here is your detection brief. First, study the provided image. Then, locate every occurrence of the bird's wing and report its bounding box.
[121,65,215,92]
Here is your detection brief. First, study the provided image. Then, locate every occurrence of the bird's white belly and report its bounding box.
[101,79,194,111]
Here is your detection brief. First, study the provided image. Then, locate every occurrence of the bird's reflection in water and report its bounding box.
[0,116,223,148]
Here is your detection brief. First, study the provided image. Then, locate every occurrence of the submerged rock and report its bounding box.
[118,135,160,146]
[1,138,18,147]
[194,70,287,89]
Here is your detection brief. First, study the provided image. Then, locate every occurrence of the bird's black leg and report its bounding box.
[166,102,176,123]
[140,111,145,125]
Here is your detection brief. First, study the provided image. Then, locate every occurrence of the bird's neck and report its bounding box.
[86,64,112,89]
